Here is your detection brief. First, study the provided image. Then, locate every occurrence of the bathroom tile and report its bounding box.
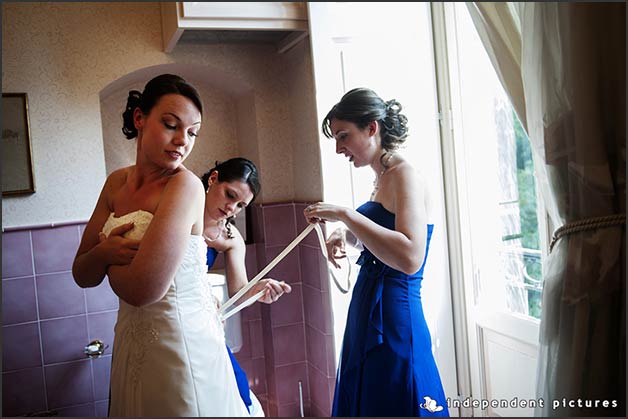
[260,306,275,364]
[36,272,86,319]
[270,283,303,327]
[262,323,277,401]
[278,401,305,418]
[95,400,110,417]
[305,325,330,375]
[265,397,278,418]
[32,225,80,274]
[255,393,270,417]
[325,335,337,377]
[2,367,46,416]
[317,251,332,293]
[264,246,300,285]
[40,315,89,364]
[92,355,112,400]
[311,399,330,418]
[274,361,309,405]
[308,366,332,415]
[302,285,333,334]
[2,323,42,371]
[244,243,258,275]
[299,246,323,290]
[55,402,95,417]
[45,359,93,409]
[85,278,119,313]
[247,357,268,395]
[2,230,33,279]
[295,202,320,248]
[262,204,296,247]
[248,319,265,359]
[272,323,306,366]
[254,243,267,273]
[249,204,265,243]
[236,321,252,359]
[2,276,38,325]
[87,311,117,355]
[241,301,261,322]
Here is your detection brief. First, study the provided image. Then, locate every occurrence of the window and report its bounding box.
[450,2,545,319]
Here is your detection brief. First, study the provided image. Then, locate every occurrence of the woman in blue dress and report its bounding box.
[199,157,292,413]
[304,88,449,417]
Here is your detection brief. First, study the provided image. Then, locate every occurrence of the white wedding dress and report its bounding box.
[103,210,251,417]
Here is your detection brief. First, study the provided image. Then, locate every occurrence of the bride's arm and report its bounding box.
[107,171,205,306]
[73,169,138,288]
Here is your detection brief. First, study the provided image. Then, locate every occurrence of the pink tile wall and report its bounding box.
[250,202,337,417]
[2,224,118,417]
[2,202,337,417]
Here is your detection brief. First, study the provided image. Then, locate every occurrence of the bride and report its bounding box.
[72,74,250,416]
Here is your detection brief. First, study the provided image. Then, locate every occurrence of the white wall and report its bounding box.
[2,2,322,229]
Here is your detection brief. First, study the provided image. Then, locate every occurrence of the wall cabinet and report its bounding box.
[161,2,309,53]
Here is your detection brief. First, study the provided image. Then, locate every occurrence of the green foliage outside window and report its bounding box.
[513,111,542,318]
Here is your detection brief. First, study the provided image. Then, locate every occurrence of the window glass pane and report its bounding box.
[454,3,543,319]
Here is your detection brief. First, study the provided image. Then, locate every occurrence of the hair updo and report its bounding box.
[321,87,409,151]
[121,74,203,140]
[201,157,261,202]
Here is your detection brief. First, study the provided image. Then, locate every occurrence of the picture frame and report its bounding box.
[3,93,36,196]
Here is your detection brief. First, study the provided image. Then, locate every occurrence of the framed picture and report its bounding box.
[2,93,35,196]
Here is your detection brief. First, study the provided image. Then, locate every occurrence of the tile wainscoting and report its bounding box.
[2,202,336,417]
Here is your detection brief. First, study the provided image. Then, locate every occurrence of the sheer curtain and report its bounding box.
[467,2,625,416]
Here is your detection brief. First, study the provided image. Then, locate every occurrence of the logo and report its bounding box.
[421,396,444,413]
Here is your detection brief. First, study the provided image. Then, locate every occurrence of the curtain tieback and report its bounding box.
[549,213,626,253]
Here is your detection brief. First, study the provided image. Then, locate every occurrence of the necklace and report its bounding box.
[371,152,394,200]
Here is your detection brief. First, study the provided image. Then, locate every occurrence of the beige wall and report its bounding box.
[2,2,322,229]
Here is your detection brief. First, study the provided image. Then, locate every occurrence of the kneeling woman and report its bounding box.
[200,157,292,415]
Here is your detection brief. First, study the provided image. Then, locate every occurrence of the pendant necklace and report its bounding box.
[371,152,394,200]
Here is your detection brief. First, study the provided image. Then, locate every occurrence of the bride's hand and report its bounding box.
[98,222,140,265]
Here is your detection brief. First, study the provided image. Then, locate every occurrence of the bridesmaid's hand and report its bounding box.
[304,202,349,224]
[97,222,140,265]
[254,278,292,304]
[325,228,347,269]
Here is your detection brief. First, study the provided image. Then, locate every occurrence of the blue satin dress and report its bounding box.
[207,247,252,413]
[332,201,449,417]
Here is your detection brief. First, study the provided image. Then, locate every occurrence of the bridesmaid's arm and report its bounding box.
[223,228,291,304]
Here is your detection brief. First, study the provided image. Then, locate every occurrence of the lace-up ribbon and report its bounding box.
[219,223,351,321]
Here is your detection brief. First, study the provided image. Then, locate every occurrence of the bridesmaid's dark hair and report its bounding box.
[201,157,261,239]
[201,157,261,202]
[121,74,203,140]
[322,87,409,151]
